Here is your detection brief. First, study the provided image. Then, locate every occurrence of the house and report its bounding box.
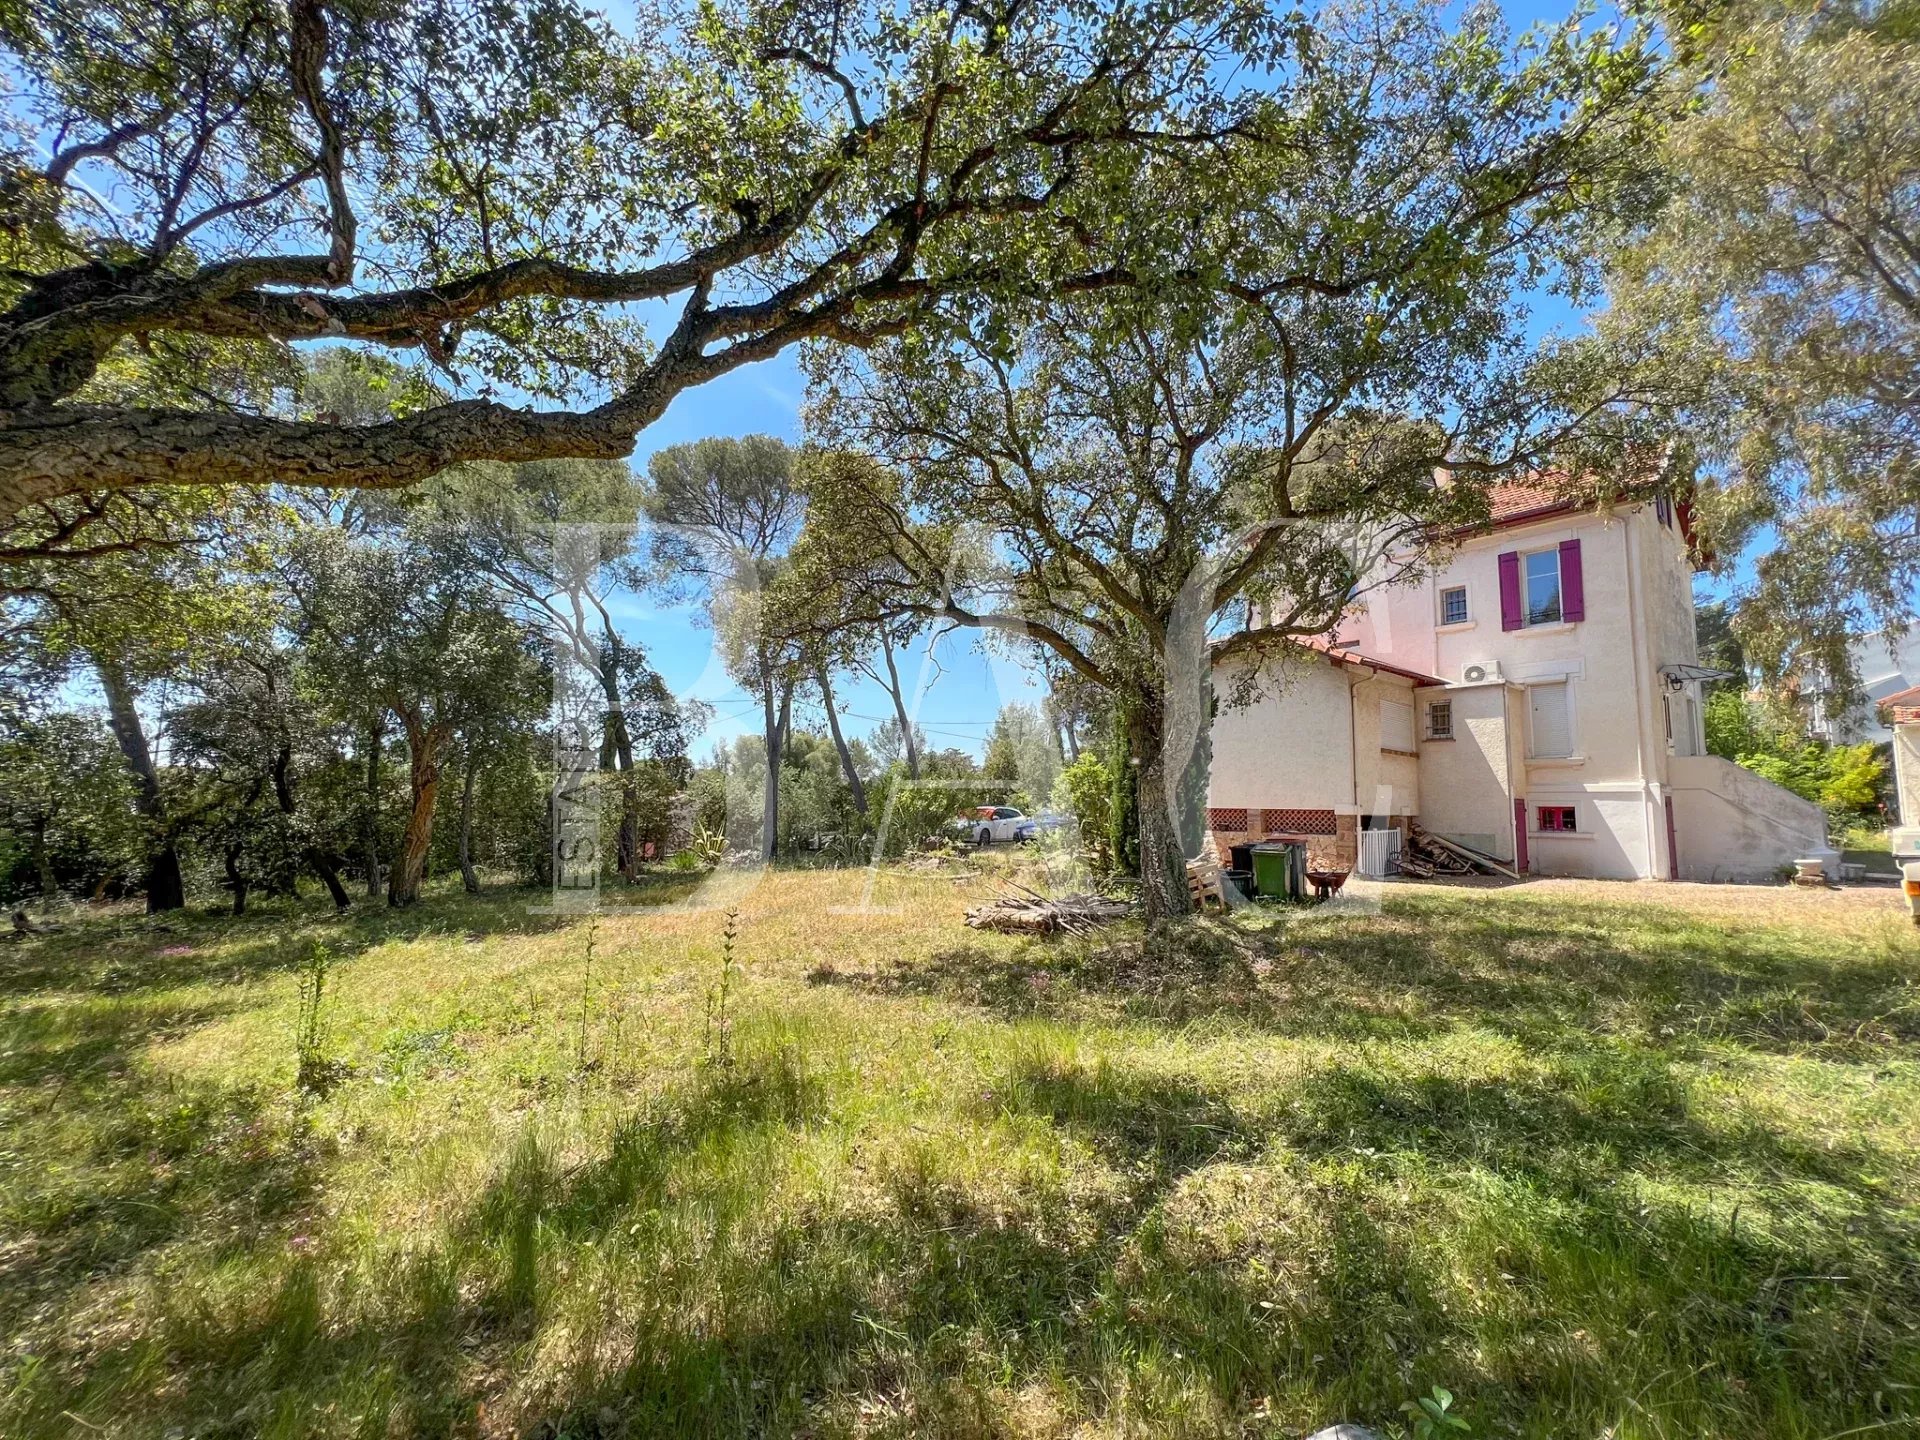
[1207,482,1834,882]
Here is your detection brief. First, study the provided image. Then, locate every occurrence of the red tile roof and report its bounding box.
[1298,633,1446,687]
[1210,629,1445,686]
[1879,684,1920,725]
[1463,475,1711,571]
[1486,479,1578,525]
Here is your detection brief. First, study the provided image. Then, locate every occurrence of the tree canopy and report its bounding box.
[1610,0,1920,704]
[0,0,1283,519]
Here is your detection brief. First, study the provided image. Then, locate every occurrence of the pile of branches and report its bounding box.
[964,884,1132,936]
[1400,825,1508,879]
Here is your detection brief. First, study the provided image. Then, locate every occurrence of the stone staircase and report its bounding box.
[1666,754,1834,883]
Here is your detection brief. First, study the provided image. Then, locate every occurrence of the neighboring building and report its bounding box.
[1810,622,1920,746]
[1207,482,1834,882]
[1879,686,1920,862]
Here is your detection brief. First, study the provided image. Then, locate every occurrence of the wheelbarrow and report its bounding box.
[1306,868,1351,902]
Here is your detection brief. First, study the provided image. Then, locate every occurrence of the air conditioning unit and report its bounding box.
[1461,660,1505,685]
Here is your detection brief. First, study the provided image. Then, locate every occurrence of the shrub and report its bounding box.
[1705,692,1889,830]
[1052,753,1112,864]
[1108,748,1140,877]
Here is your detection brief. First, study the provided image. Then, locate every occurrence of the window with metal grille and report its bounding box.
[1440,585,1468,625]
[1427,700,1453,739]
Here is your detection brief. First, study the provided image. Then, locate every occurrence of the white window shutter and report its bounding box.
[1528,682,1572,757]
[1381,700,1414,752]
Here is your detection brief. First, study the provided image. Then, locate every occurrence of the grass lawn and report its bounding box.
[4,862,1920,1439]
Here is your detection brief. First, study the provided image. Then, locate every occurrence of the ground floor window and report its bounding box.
[1537,805,1577,832]
[1381,699,1414,751]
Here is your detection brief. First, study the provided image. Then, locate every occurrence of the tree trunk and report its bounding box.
[388,713,446,907]
[817,666,867,816]
[362,713,385,897]
[1044,697,1067,763]
[29,818,56,905]
[224,842,249,917]
[458,746,481,894]
[880,634,920,778]
[271,740,350,910]
[262,750,298,899]
[614,728,640,878]
[595,654,642,880]
[1129,694,1193,922]
[311,853,351,911]
[95,653,185,912]
[1048,696,1079,762]
[760,683,780,861]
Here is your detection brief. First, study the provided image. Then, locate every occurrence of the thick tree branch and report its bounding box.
[288,0,358,281]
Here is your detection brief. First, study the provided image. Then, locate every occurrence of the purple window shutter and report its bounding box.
[1559,539,1585,622]
[1498,551,1522,631]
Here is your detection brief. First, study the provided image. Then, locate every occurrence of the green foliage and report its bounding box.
[697,730,878,856]
[688,770,729,841]
[1609,2,1920,704]
[1823,744,1889,815]
[982,703,1060,807]
[1703,689,1779,761]
[1704,691,1888,826]
[1109,748,1142,878]
[292,944,345,1097]
[702,907,741,1070]
[864,768,1001,858]
[1693,599,1748,696]
[0,709,141,904]
[1401,1384,1470,1438]
[1052,753,1114,866]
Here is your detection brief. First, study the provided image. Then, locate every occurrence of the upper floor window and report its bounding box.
[1440,585,1469,625]
[1427,699,1453,739]
[1500,540,1584,631]
[1524,550,1562,626]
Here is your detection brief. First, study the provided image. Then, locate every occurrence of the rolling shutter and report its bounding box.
[1381,700,1414,752]
[1528,682,1572,758]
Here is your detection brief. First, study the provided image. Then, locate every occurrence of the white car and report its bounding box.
[963,806,1033,846]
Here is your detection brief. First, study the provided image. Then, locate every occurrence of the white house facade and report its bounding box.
[1206,483,1834,882]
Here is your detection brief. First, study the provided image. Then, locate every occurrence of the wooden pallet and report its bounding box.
[1186,836,1228,909]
